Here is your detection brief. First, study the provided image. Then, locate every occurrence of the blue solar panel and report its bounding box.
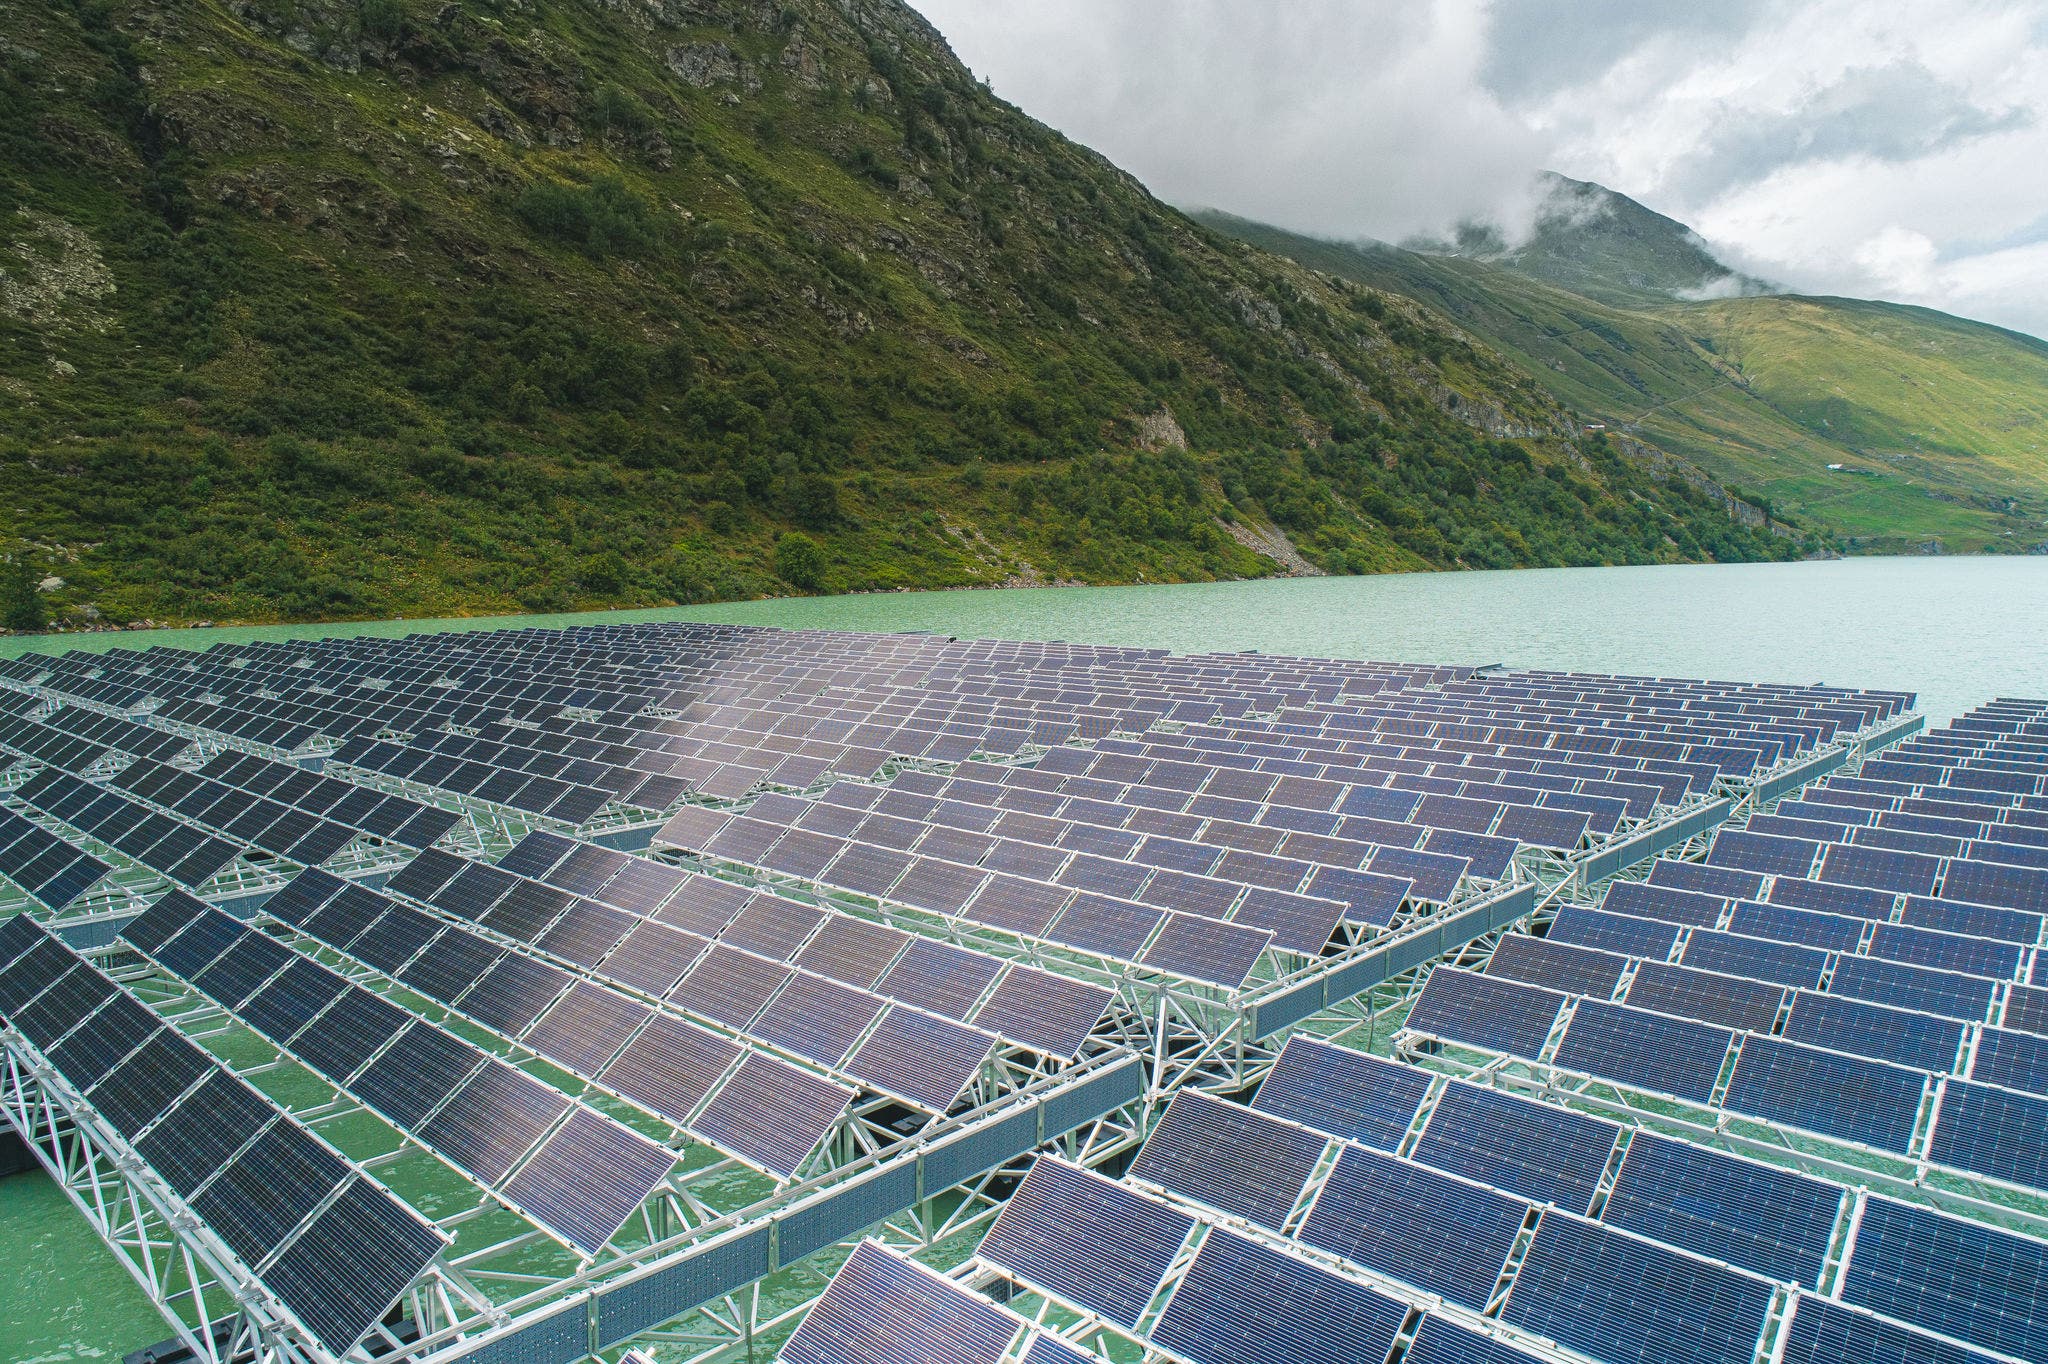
[1927,1080,2048,1191]
[1487,934,1625,998]
[1767,875,1896,920]
[1819,843,1942,897]
[1828,955,1996,1023]
[1404,1318,1546,1364]
[1869,923,2021,981]
[1299,1144,1526,1309]
[1251,1037,1429,1151]
[1724,1037,1925,1153]
[1782,992,1963,1074]
[1624,962,1785,1034]
[1412,1083,1618,1214]
[1974,1026,2048,1095]
[1602,1133,1841,1287]
[1781,1295,2001,1364]
[1545,906,1680,960]
[1678,928,1828,990]
[1406,968,1562,1059]
[1724,899,1867,953]
[1902,894,2041,945]
[1501,1212,1773,1364]
[1649,858,1765,899]
[1151,1229,1410,1364]
[1553,1000,1732,1104]
[980,1159,1190,1328]
[1709,830,1820,878]
[1129,1092,1325,1230]
[783,1241,1019,1364]
[1604,880,1725,927]
[1842,1196,2048,1362]
[1943,858,2048,914]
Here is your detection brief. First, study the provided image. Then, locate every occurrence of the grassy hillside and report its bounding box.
[0,0,1798,629]
[1206,210,2048,553]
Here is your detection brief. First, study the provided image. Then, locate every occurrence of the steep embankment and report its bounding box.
[0,0,1798,627]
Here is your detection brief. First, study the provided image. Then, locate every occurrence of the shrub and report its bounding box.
[774,533,826,591]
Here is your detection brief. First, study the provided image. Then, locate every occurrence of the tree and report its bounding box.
[3,551,48,633]
[774,533,826,592]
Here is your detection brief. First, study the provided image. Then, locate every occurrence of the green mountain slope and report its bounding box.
[0,0,1796,628]
[1205,201,2048,553]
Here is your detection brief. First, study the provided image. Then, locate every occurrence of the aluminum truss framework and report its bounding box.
[3,920,1146,1364]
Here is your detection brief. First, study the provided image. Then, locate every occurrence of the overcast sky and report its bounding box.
[913,0,2048,339]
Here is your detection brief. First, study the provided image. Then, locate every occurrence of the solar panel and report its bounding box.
[688,1053,852,1178]
[1129,1092,1325,1230]
[1138,913,1269,989]
[1413,1083,1618,1214]
[1406,968,1563,1059]
[1604,880,1725,928]
[43,994,161,1090]
[1298,1143,1526,1309]
[1404,1318,1547,1364]
[1780,1295,2001,1364]
[1602,1133,1841,1287]
[85,1031,210,1136]
[501,1108,676,1255]
[1678,928,1828,990]
[458,952,575,1036]
[981,1159,1191,1327]
[1487,934,1626,998]
[1828,955,1995,1023]
[969,967,1109,1058]
[190,1121,350,1267]
[1553,1000,1732,1103]
[844,1009,996,1112]
[1151,1228,1409,1364]
[522,983,650,1076]
[1624,962,1785,1034]
[289,986,411,1084]
[135,1073,275,1196]
[1546,905,1682,960]
[420,1059,571,1184]
[1723,1037,1925,1153]
[1251,1037,1430,1151]
[782,1240,1020,1364]
[1781,992,1963,1074]
[1841,1196,2048,1362]
[260,1176,444,1356]
[1501,1212,1772,1364]
[599,1013,742,1124]
[1927,1080,2048,1191]
[352,1020,486,1130]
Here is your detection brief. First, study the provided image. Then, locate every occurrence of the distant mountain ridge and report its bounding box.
[1203,178,2048,553]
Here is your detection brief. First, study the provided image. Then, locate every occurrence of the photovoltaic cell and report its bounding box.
[981,1159,1191,1328]
[969,968,1109,1058]
[1828,955,1995,1024]
[1841,1196,2048,1362]
[1252,1037,1429,1151]
[1129,1092,1325,1230]
[1501,1212,1772,1364]
[1413,1083,1618,1214]
[1723,1037,1925,1153]
[86,1032,209,1137]
[1487,934,1626,999]
[136,1073,275,1196]
[352,1020,486,1130]
[688,1053,851,1178]
[1151,1228,1409,1364]
[191,1122,349,1267]
[1602,1133,1841,1288]
[600,1013,742,1123]
[1781,1295,2001,1364]
[855,1007,998,1111]
[261,1177,444,1356]
[1927,1080,2048,1191]
[420,1059,570,1184]
[783,1241,1019,1364]
[1624,962,1786,1034]
[1298,1143,1525,1309]
[289,987,410,1084]
[1404,1318,1547,1364]
[502,1108,676,1255]
[1405,968,1563,1059]
[1553,1000,1732,1104]
[1546,906,1681,960]
[1782,992,1963,1074]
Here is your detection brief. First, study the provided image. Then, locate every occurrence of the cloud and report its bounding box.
[910,0,2048,338]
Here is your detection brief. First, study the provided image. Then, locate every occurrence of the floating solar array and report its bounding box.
[0,626,1925,1364]
[798,1033,2044,1364]
[1401,700,2048,1198]
[0,915,445,1355]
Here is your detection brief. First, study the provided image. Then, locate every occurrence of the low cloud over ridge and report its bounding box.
[914,0,2048,338]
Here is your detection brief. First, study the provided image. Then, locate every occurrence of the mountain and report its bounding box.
[1202,186,2048,555]
[0,1,1797,629]
[1413,173,1772,308]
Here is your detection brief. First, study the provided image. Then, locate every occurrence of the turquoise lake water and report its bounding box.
[3,553,2045,1357]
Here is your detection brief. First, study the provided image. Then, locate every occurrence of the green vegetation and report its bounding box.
[1204,189,2048,555]
[0,0,1798,629]
[2,549,47,632]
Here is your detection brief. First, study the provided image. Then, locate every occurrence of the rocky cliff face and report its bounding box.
[0,0,1802,626]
